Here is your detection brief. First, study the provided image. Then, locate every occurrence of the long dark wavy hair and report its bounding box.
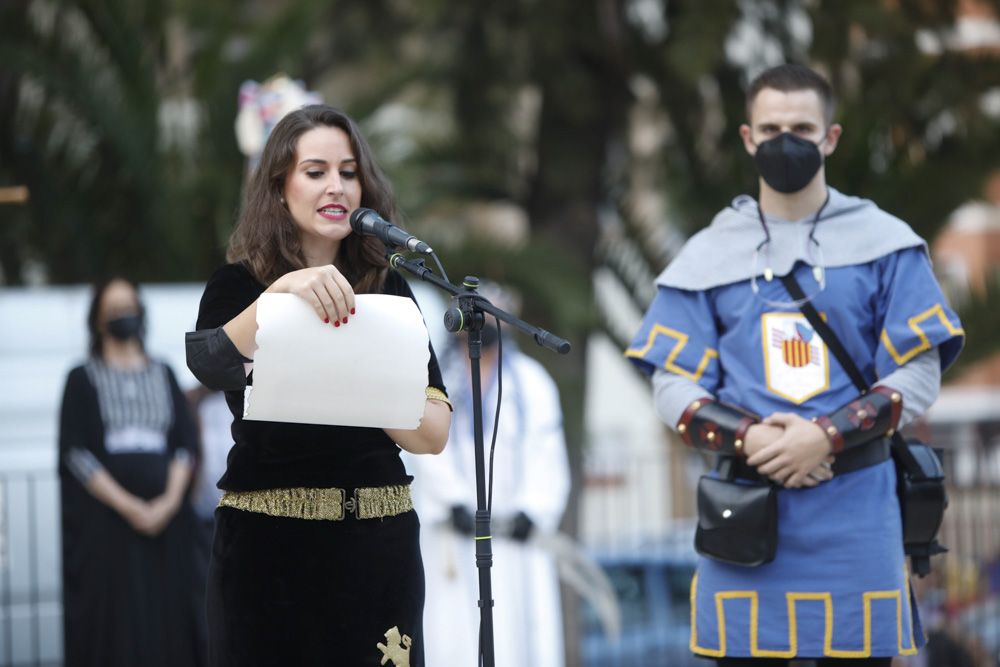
[228,104,395,292]
[86,276,146,360]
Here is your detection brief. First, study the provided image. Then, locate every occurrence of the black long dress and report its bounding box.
[193,263,446,667]
[57,360,206,667]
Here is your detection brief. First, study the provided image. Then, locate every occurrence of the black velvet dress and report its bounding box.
[194,264,446,667]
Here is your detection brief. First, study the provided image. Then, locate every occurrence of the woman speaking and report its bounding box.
[186,104,451,666]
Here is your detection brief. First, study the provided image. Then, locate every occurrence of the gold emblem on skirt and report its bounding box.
[376,626,412,667]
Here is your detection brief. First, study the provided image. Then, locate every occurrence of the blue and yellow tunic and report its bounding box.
[628,234,963,658]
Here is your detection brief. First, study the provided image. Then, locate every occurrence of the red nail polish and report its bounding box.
[350,308,356,315]
[324,317,329,323]
[342,317,348,324]
[334,321,340,327]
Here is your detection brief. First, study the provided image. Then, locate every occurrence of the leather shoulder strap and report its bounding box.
[780,273,869,393]
[779,271,923,474]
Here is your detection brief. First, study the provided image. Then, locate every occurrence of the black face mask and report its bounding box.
[752,132,824,194]
[106,314,143,341]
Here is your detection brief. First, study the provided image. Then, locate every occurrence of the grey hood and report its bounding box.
[657,187,926,291]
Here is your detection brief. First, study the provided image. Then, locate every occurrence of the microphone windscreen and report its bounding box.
[349,207,374,233]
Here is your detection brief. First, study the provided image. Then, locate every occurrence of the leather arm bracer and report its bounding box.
[813,385,903,454]
[676,398,759,456]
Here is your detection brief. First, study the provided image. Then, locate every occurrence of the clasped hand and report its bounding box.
[121,495,180,537]
[743,413,834,488]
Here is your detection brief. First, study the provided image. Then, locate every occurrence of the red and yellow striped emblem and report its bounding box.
[782,338,811,367]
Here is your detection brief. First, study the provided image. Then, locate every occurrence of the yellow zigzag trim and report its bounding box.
[625,324,718,382]
[881,303,964,366]
[689,572,918,658]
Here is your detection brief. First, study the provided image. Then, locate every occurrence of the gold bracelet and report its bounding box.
[426,386,453,411]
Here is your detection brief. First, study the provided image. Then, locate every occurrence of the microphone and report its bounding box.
[349,208,433,254]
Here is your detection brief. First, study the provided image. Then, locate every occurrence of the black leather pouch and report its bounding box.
[695,459,777,567]
[896,439,948,576]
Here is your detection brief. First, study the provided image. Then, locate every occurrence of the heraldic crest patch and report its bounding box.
[761,312,830,404]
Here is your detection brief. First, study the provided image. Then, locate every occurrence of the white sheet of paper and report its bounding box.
[244,293,429,428]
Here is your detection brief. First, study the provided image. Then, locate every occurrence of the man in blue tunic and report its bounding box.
[627,64,964,665]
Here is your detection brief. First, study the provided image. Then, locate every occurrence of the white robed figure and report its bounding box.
[408,313,571,667]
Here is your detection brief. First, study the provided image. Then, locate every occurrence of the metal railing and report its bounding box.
[0,470,62,667]
[929,428,1000,667]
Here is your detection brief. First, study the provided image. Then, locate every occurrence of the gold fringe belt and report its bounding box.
[218,484,413,521]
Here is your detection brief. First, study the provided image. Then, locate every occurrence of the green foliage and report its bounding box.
[6,1,996,288]
[0,0,171,282]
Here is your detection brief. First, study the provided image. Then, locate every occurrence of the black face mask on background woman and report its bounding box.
[752,132,825,194]
[106,314,143,341]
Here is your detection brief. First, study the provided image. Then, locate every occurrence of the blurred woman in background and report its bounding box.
[57,277,205,667]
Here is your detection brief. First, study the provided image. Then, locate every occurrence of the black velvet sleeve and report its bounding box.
[187,264,262,390]
[195,264,265,330]
[384,270,448,397]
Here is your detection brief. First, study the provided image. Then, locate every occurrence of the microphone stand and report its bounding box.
[387,252,570,667]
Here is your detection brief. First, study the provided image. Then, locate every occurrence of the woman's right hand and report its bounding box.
[268,265,356,325]
[221,264,358,361]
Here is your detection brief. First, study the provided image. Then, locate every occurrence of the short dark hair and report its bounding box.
[746,64,835,124]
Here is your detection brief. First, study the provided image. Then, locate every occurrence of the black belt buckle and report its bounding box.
[343,490,359,519]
